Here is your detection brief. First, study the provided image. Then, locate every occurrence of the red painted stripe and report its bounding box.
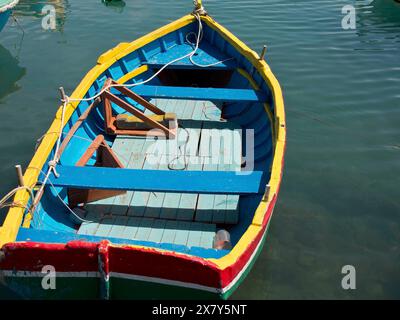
[0,141,286,291]
[0,241,99,272]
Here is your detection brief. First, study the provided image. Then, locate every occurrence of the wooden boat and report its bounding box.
[0,2,285,299]
[0,0,18,32]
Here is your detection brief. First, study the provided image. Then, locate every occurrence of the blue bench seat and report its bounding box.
[49,165,265,195]
[115,85,268,103]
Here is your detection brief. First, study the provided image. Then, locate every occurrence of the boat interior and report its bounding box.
[17,18,275,260]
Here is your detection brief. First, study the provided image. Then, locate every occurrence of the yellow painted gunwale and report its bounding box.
[0,14,286,273]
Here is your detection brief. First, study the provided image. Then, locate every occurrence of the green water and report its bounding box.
[0,0,399,299]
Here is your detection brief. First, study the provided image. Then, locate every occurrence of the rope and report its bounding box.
[0,10,231,224]
[37,168,92,223]
[64,13,205,105]
[0,186,34,209]
[168,124,190,171]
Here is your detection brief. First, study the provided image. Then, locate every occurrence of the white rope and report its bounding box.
[0,12,232,223]
[0,186,34,208]
[33,168,92,223]
[63,13,231,104]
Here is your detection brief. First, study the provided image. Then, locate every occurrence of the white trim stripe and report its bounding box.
[0,0,19,14]
[1,226,269,295]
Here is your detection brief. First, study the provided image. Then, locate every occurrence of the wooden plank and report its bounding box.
[94,216,115,237]
[199,121,222,159]
[195,159,218,223]
[161,220,178,244]
[127,153,160,217]
[173,221,191,246]
[176,157,203,221]
[120,217,141,240]
[84,195,114,217]
[143,155,168,218]
[186,222,203,248]
[82,135,137,216]
[104,91,173,137]
[191,100,204,121]
[110,80,165,116]
[225,127,242,224]
[107,216,129,239]
[172,99,190,119]
[52,166,264,195]
[134,218,155,241]
[109,137,147,216]
[147,219,167,243]
[199,223,216,249]
[77,212,100,236]
[130,85,268,103]
[181,99,195,120]
[184,127,200,157]
[212,126,231,224]
[200,101,221,121]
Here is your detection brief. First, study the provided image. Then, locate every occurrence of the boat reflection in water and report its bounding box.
[0,44,26,101]
[356,0,400,35]
[0,0,20,32]
[13,0,68,32]
[102,0,126,13]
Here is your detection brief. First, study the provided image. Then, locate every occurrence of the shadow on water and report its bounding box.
[0,0,399,300]
[356,0,400,43]
[0,44,26,101]
[13,0,69,32]
[101,0,126,13]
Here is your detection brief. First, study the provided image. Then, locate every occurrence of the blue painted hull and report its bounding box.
[0,9,11,33]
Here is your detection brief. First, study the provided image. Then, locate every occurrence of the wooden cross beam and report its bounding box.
[101,79,177,139]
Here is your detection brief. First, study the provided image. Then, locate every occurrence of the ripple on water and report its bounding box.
[0,0,399,299]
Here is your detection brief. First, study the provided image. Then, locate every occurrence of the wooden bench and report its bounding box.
[126,85,268,103]
[50,166,265,195]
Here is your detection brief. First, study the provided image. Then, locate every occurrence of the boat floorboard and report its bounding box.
[78,99,241,249]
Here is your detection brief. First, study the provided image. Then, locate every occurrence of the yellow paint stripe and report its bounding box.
[201,16,286,269]
[117,65,149,84]
[237,68,259,90]
[1,13,286,274]
[0,14,197,247]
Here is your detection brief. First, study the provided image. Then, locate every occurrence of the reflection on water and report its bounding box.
[13,0,69,32]
[356,0,400,47]
[0,45,26,101]
[0,0,399,299]
[102,0,126,13]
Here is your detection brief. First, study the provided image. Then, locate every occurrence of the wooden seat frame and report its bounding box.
[67,134,126,208]
[101,79,177,139]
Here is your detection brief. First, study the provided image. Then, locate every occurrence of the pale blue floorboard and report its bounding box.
[78,99,240,244]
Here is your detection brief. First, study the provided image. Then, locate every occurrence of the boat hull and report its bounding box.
[1,222,270,300]
[0,10,11,32]
[0,13,286,300]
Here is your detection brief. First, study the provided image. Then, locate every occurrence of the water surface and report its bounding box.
[0,0,399,299]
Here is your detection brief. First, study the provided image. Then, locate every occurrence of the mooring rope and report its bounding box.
[0,6,233,223]
[64,12,205,105]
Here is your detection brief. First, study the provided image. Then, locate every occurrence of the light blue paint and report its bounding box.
[50,165,264,194]
[130,85,267,102]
